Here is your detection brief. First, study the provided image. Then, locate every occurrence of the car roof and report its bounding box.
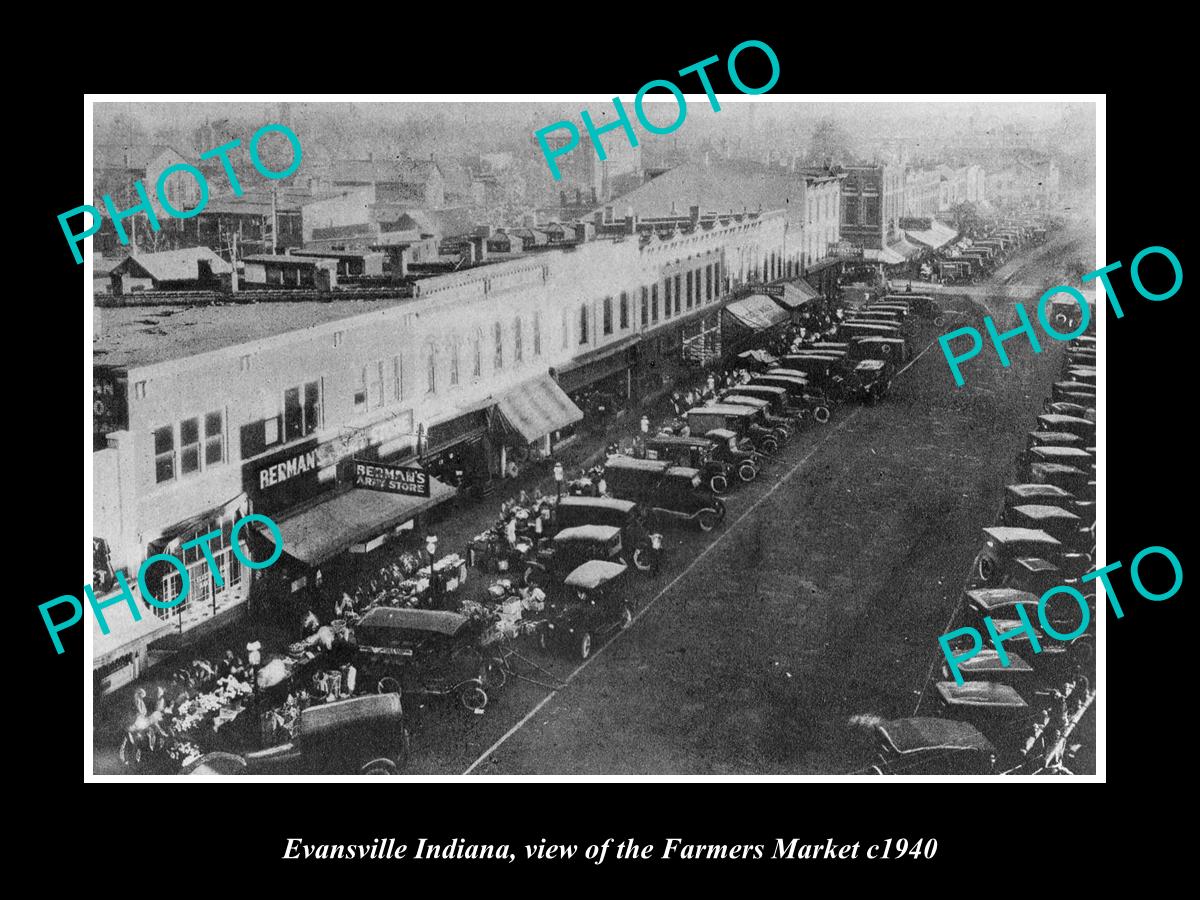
[356,606,469,635]
[854,336,905,343]
[706,428,738,440]
[1031,446,1094,460]
[1029,431,1082,443]
[768,369,813,378]
[1012,504,1081,522]
[557,496,637,514]
[855,359,887,371]
[563,559,628,589]
[936,681,1029,708]
[721,395,769,408]
[300,692,402,739]
[730,384,787,396]
[687,404,758,416]
[666,466,701,479]
[956,649,1034,673]
[1030,462,1090,476]
[1038,414,1094,427]
[965,587,1040,609]
[876,717,996,754]
[1006,483,1074,499]
[554,524,621,543]
[983,526,1063,546]
[648,433,709,447]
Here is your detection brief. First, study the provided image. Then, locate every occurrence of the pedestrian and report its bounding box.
[133,687,148,719]
[302,609,321,636]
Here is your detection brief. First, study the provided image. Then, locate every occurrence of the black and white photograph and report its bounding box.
[80,95,1101,779]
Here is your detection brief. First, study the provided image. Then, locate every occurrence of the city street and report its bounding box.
[390,223,1097,775]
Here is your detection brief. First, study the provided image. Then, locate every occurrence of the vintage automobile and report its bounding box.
[686,403,781,454]
[1042,400,1095,420]
[1051,380,1096,404]
[1047,296,1093,333]
[933,682,1030,751]
[749,373,832,423]
[1036,413,1095,441]
[941,648,1037,689]
[1007,504,1092,554]
[1026,430,1082,449]
[868,717,997,775]
[538,559,635,660]
[850,335,909,363]
[645,432,736,495]
[522,524,639,589]
[838,321,904,341]
[941,619,1081,677]
[864,303,910,320]
[718,383,804,421]
[972,526,1091,591]
[1028,462,1094,499]
[882,294,940,319]
[845,358,894,403]
[735,349,781,372]
[1063,365,1096,385]
[846,309,903,327]
[1002,483,1088,522]
[181,692,411,776]
[1024,445,1095,478]
[776,357,850,394]
[353,608,493,712]
[604,455,726,532]
[552,495,655,571]
[964,586,1089,638]
[718,393,795,439]
[705,428,762,482]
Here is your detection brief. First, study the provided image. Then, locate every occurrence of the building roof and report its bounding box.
[92,297,411,370]
[331,157,444,187]
[599,158,803,219]
[110,247,232,282]
[95,143,185,171]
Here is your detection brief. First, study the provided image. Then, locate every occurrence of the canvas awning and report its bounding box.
[494,374,583,444]
[723,294,791,330]
[93,606,176,668]
[259,479,455,566]
[905,220,958,249]
[772,280,820,309]
[863,246,907,265]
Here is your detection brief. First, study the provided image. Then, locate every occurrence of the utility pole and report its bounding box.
[271,183,279,254]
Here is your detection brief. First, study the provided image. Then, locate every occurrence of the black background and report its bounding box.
[20,18,1190,885]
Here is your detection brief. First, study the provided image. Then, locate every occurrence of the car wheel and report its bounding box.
[697,508,719,532]
[360,758,397,776]
[934,315,946,327]
[762,437,779,454]
[459,684,488,712]
[710,474,729,495]
[578,632,593,660]
[632,545,654,573]
[738,463,757,482]
[620,606,633,630]
[881,343,893,355]
[813,406,832,424]
[975,551,997,583]
[483,657,508,690]
[377,676,402,697]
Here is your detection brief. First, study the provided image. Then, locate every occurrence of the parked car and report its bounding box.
[1036,413,1095,441]
[1002,483,1090,523]
[686,404,781,454]
[1026,430,1083,449]
[552,496,655,571]
[868,717,997,775]
[182,693,411,776]
[523,524,640,589]
[645,433,736,495]
[353,608,494,712]
[749,373,832,424]
[845,358,894,403]
[1043,400,1094,419]
[933,681,1030,752]
[1024,445,1095,478]
[850,335,909,363]
[538,559,635,660]
[1051,380,1096,404]
[1028,462,1095,499]
[704,427,762,482]
[718,383,804,421]
[941,648,1037,689]
[1006,504,1092,554]
[964,586,1089,638]
[882,293,940,318]
[604,455,726,531]
[718,393,794,439]
[972,525,1091,591]
[1063,365,1096,385]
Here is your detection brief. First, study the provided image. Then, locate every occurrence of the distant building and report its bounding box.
[538,130,641,204]
[93,144,202,254]
[840,164,905,250]
[315,157,445,209]
[107,247,232,295]
[986,156,1059,209]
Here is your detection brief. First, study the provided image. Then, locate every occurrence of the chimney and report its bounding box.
[395,246,409,279]
[475,224,494,239]
[593,211,604,226]
[604,206,614,223]
[462,242,477,266]
[689,205,700,222]
[470,234,487,262]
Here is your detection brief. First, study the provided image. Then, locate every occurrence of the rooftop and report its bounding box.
[597,158,805,219]
[93,297,410,370]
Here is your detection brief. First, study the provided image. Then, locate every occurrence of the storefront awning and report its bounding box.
[260,479,455,566]
[772,279,820,309]
[94,606,175,668]
[905,221,958,249]
[723,294,792,330]
[863,246,907,265]
[495,374,584,444]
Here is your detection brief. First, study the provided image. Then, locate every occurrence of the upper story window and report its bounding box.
[284,381,321,442]
[493,322,504,369]
[154,409,225,485]
[640,287,649,327]
[425,344,438,394]
[514,317,523,363]
[533,313,542,356]
[602,297,613,336]
[473,329,483,377]
[619,292,629,330]
[579,303,589,345]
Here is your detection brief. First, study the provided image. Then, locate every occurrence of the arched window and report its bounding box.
[533,312,542,356]
[514,316,523,363]
[449,338,460,386]
[602,297,613,336]
[472,329,482,378]
[493,321,503,369]
[579,303,589,345]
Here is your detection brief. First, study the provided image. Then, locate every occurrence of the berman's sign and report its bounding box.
[353,458,430,498]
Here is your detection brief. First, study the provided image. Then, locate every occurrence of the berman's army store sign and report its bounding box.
[352,458,431,498]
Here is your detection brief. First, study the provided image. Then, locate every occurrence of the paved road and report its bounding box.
[389,222,1097,775]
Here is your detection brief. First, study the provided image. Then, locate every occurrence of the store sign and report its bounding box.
[352,458,430,498]
[93,369,128,435]
[244,439,322,515]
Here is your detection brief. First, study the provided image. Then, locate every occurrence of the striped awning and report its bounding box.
[724,294,792,330]
[495,374,583,444]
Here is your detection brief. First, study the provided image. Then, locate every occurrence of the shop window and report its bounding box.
[533,313,542,356]
[204,411,223,466]
[651,284,659,323]
[602,296,613,336]
[494,322,504,369]
[514,316,523,363]
[153,426,175,484]
[640,286,648,327]
[579,304,589,344]
[134,380,147,399]
[152,570,183,620]
[180,417,201,475]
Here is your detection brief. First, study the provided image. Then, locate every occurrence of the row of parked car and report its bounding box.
[933,217,1052,284]
[869,326,1097,775]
